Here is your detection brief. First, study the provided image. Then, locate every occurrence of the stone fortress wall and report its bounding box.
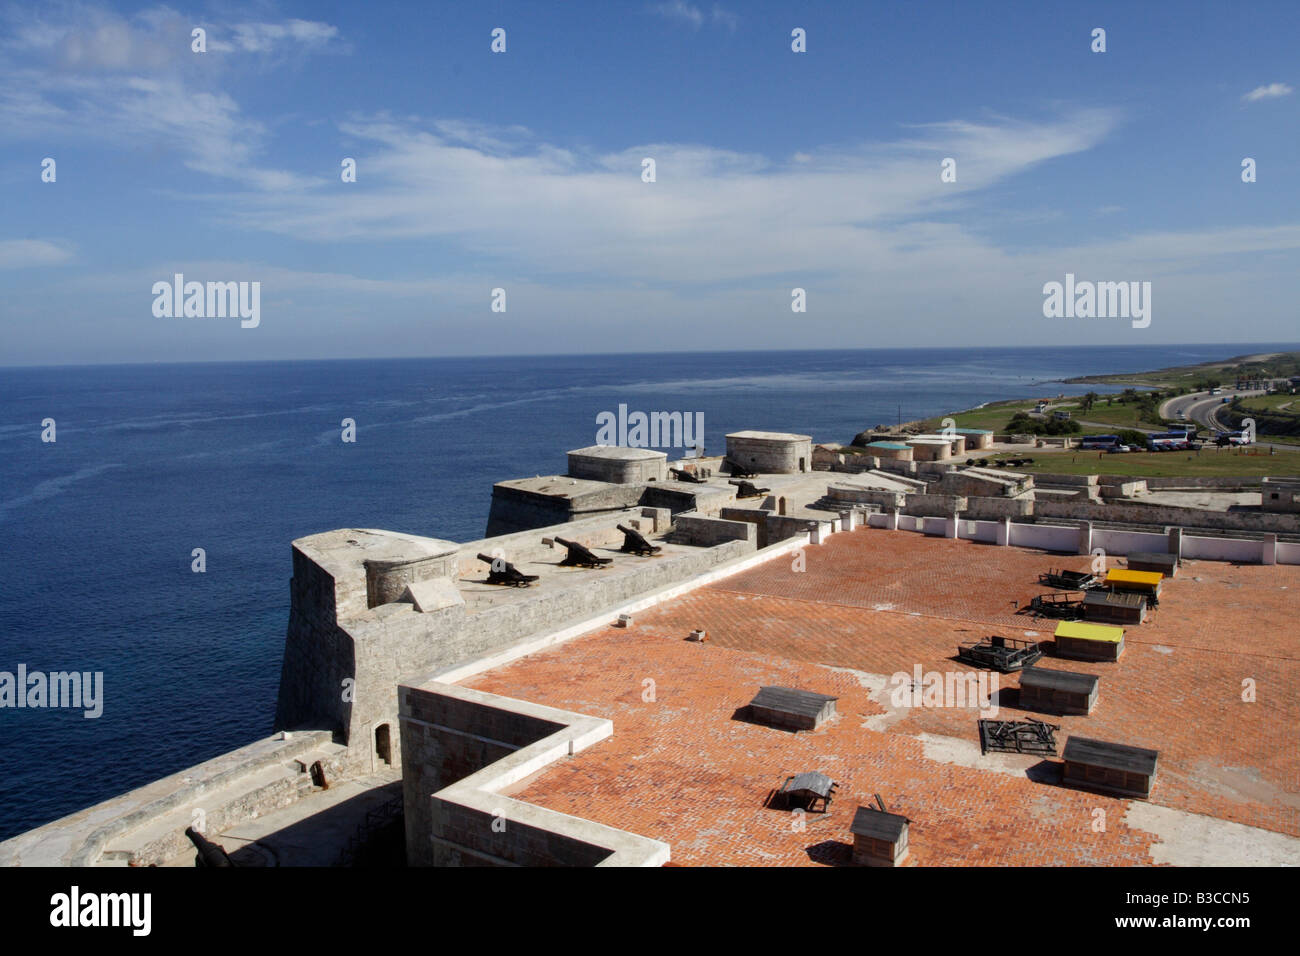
[4,426,1298,867]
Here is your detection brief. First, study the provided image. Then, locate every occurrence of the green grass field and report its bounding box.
[985,446,1300,477]
[1238,394,1299,413]
[1065,402,1162,429]
[919,396,1163,434]
[1064,350,1300,390]
[917,398,1042,432]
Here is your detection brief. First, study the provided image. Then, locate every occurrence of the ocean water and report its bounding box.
[0,344,1288,840]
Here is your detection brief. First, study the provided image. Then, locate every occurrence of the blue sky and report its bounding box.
[2,0,1298,365]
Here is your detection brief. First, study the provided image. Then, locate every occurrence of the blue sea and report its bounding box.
[0,344,1290,840]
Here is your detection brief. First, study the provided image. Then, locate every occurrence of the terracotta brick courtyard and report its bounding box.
[465,528,1300,865]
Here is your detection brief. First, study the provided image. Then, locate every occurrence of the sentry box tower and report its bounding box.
[1062,736,1158,799]
[851,801,911,867]
[1018,667,1099,716]
[1053,620,1125,662]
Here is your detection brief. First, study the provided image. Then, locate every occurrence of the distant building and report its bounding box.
[725,431,813,474]
[863,441,914,460]
[1262,477,1300,513]
[905,437,953,461]
[952,427,994,450]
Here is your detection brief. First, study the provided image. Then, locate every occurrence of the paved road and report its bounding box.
[1158,388,1297,451]
[1027,392,1291,452]
[1160,389,1261,431]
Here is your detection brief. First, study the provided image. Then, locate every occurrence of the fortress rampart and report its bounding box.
[4,435,1298,867]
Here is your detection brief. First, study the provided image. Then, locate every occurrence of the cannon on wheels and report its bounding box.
[729,479,771,499]
[477,553,539,587]
[555,537,613,568]
[617,524,661,556]
[669,467,706,484]
[725,459,758,479]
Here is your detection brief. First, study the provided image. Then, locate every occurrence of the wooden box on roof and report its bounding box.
[1062,735,1158,799]
[1054,620,1125,662]
[1018,666,1099,716]
[747,686,838,732]
[1126,552,1178,578]
[1083,589,1147,626]
[1105,568,1164,598]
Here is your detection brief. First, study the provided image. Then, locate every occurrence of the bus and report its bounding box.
[1148,432,1191,451]
[1079,434,1119,450]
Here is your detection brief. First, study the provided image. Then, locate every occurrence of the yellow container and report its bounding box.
[1105,568,1163,592]
[1055,620,1125,643]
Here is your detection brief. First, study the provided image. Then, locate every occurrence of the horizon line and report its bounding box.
[4,341,1298,373]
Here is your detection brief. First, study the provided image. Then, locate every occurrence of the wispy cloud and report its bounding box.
[649,2,737,31]
[185,108,1125,297]
[710,5,739,31]
[210,19,343,55]
[0,239,73,268]
[1242,82,1293,102]
[650,1,704,28]
[0,3,341,189]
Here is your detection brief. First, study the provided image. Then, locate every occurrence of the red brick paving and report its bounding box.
[465,528,1300,865]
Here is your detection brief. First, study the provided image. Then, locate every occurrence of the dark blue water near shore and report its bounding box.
[0,344,1290,839]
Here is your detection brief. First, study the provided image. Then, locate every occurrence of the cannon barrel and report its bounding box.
[477,553,500,565]
[185,827,234,868]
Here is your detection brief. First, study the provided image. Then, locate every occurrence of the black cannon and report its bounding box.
[729,479,770,499]
[554,537,612,568]
[477,553,539,587]
[185,826,234,868]
[725,459,758,479]
[669,467,705,484]
[617,524,661,556]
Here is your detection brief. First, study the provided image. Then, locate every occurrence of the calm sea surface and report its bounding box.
[0,344,1289,839]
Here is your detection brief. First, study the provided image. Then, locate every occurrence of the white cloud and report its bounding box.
[1242,82,1293,102]
[219,19,342,55]
[0,239,73,268]
[649,2,704,29]
[711,5,739,31]
[212,109,1121,285]
[0,4,337,189]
